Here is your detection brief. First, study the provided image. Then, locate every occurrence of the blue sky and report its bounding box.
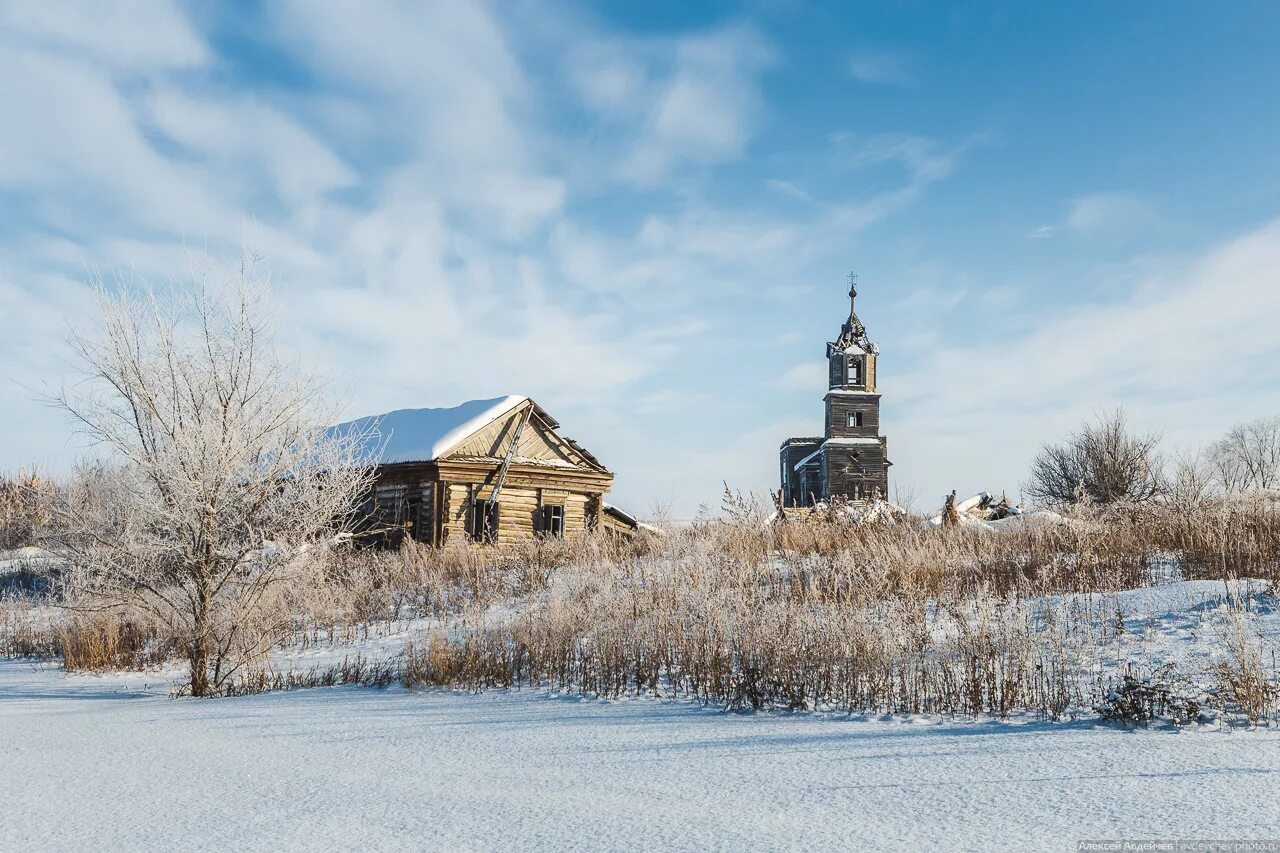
[3,1,1280,516]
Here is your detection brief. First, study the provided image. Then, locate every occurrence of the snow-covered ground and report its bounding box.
[4,576,1278,850]
[2,659,1279,852]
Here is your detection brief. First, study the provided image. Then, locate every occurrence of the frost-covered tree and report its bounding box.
[1024,409,1164,506]
[51,256,375,696]
[1206,415,1280,494]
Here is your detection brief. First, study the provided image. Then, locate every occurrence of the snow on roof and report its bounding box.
[602,501,636,525]
[602,502,665,536]
[331,395,526,465]
[792,437,883,469]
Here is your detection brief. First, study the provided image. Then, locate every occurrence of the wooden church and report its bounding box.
[331,396,637,546]
[779,278,891,507]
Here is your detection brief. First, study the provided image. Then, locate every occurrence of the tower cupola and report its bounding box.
[827,274,879,392]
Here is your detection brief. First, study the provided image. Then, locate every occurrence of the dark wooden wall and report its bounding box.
[824,392,882,438]
[823,440,889,502]
[779,438,822,507]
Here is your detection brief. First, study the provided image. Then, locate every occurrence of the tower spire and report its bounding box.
[836,271,869,352]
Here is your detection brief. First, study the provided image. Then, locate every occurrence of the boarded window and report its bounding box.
[539,504,565,539]
[469,498,499,544]
[406,488,434,543]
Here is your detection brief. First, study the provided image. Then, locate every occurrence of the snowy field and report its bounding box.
[3,659,1279,852]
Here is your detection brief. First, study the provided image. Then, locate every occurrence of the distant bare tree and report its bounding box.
[1166,451,1215,512]
[50,255,376,696]
[1024,409,1164,506]
[1206,416,1280,494]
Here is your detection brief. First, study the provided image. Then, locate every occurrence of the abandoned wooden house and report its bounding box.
[330,395,637,546]
[779,277,892,507]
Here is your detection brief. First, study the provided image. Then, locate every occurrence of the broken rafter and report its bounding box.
[489,405,532,504]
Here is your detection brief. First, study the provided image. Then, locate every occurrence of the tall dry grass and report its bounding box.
[397,522,1116,717]
[389,499,1278,719]
[5,495,1278,719]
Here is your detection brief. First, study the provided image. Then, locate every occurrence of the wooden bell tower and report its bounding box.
[779,274,891,507]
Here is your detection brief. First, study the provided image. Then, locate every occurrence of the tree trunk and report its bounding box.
[189,574,212,697]
[188,641,210,697]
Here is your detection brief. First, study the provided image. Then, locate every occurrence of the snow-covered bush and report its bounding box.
[1096,664,1202,726]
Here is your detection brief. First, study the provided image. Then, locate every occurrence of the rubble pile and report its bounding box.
[768,495,908,527]
[929,491,1067,531]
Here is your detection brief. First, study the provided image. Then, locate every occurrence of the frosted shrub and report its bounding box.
[1096,664,1202,726]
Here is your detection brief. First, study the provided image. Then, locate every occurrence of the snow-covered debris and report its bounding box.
[0,547,62,596]
[770,497,907,527]
[928,491,1067,531]
[0,546,64,577]
[327,396,526,465]
[985,508,1069,530]
[0,546,59,565]
[845,497,908,524]
[601,502,665,536]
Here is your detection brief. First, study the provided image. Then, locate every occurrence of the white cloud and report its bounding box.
[145,91,357,204]
[621,27,774,186]
[271,0,562,239]
[1066,192,1154,234]
[0,46,232,236]
[835,133,959,182]
[772,361,826,391]
[848,50,911,85]
[1026,193,1153,242]
[0,0,207,71]
[564,44,647,112]
[823,132,981,230]
[765,179,814,202]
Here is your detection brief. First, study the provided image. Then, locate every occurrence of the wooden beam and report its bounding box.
[489,405,531,504]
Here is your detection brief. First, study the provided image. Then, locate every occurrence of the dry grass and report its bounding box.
[198,656,399,698]
[5,495,1278,721]
[1152,496,1280,583]
[1211,615,1280,724]
[390,499,1278,720]
[58,613,175,671]
[0,603,59,659]
[397,526,1107,717]
[0,471,57,551]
